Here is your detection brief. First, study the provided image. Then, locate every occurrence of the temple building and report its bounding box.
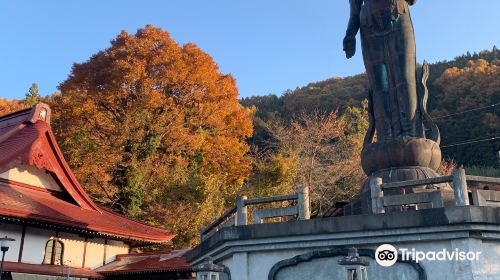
[0,104,193,279]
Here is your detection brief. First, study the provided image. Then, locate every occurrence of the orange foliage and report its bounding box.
[51,25,253,247]
[0,99,26,116]
[250,107,367,216]
[435,59,499,111]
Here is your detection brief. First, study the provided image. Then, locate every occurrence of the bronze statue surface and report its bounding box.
[345,0,418,140]
[343,0,441,175]
[341,0,454,215]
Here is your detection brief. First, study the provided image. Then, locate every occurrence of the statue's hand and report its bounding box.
[343,35,356,59]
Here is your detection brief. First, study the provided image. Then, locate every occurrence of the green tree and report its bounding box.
[25,83,41,106]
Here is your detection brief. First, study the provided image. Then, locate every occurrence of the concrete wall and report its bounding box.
[215,238,500,280]
[190,207,500,280]
[229,250,308,280]
[274,256,418,280]
[479,240,500,277]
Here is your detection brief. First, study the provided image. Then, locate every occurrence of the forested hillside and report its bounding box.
[242,47,499,168]
[0,44,497,247]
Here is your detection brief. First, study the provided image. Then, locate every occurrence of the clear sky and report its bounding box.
[0,0,498,100]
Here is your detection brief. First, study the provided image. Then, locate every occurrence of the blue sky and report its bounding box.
[0,0,498,100]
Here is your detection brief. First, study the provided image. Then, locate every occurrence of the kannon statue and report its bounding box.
[344,0,441,176]
[344,0,418,140]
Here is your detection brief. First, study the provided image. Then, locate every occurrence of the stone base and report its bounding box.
[188,207,500,280]
[344,166,454,215]
[361,137,442,175]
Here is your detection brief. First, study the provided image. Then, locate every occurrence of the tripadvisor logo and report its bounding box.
[375,244,482,267]
[375,244,398,267]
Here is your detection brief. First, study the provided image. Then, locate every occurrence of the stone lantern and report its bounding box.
[193,257,225,280]
[338,248,369,280]
[0,236,15,280]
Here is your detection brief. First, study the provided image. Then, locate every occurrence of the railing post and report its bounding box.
[431,191,444,208]
[200,228,206,243]
[452,168,470,206]
[370,177,384,214]
[236,196,248,226]
[298,186,310,220]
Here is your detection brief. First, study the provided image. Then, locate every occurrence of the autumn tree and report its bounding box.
[51,25,253,247]
[246,107,367,216]
[0,98,25,115]
[25,83,42,106]
[432,59,499,167]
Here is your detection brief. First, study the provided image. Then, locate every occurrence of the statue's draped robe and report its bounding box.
[347,0,417,141]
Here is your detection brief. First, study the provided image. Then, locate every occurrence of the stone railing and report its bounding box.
[370,168,500,214]
[200,186,310,241]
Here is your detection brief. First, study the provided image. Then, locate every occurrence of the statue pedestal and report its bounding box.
[344,166,454,215]
[344,136,451,215]
[361,136,442,175]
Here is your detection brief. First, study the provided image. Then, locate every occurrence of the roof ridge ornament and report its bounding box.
[28,103,51,125]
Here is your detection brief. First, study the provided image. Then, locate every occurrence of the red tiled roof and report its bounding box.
[96,249,192,275]
[4,261,105,279]
[0,104,175,243]
[0,179,175,242]
[0,104,99,210]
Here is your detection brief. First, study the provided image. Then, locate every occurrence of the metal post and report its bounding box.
[298,186,311,220]
[236,196,248,226]
[370,177,384,214]
[452,168,470,206]
[0,251,5,280]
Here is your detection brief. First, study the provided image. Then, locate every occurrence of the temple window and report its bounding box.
[43,238,64,265]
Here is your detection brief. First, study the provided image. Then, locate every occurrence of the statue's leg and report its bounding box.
[389,13,418,137]
[361,34,392,141]
[384,47,402,138]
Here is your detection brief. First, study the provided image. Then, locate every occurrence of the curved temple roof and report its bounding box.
[97,249,192,275]
[0,103,175,243]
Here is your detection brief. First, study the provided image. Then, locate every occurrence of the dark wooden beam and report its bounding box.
[17,225,26,262]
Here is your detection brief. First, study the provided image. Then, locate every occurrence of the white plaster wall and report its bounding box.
[0,223,24,262]
[58,232,86,267]
[22,227,56,264]
[0,165,62,192]
[11,272,85,280]
[104,239,129,264]
[84,237,105,269]
[0,223,130,271]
